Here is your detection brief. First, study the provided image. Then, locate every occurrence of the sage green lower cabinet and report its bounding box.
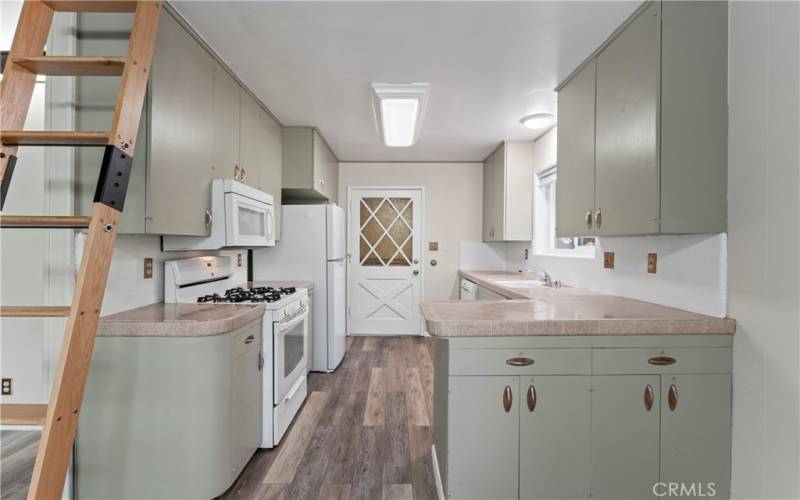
[448,376,519,500]
[590,375,661,499]
[432,336,732,500]
[660,374,732,497]
[520,376,591,500]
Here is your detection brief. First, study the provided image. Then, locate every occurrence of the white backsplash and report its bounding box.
[461,234,727,318]
[82,234,248,315]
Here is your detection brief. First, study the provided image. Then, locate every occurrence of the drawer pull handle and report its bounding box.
[644,384,654,411]
[244,334,255,344]
[668,384,678,411]
[526,385,537,412]
[506,357,534,367]
[502,386,513,413]
[648,356,676,366]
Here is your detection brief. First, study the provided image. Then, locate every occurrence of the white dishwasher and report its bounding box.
[459,278,478,300]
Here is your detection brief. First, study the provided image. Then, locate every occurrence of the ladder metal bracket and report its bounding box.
[0,154,17,210]
[93,145,132,211]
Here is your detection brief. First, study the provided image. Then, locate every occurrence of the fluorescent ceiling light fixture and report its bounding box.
[371,83,429,147]
[520,113,555,130]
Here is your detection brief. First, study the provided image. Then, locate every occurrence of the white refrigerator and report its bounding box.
[254,204,346,372]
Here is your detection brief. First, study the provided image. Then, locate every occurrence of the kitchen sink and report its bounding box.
[493,280,544,289]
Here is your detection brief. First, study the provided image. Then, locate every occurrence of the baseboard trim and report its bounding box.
[431,444,445,500]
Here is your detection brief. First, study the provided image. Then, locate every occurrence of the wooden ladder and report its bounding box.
[0,1,161,498]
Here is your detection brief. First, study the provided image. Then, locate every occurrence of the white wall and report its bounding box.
[339,162,483,301]
[728,2,799,498]
[461,128,729,317]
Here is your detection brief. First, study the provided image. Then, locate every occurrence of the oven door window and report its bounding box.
[282,319,305,377]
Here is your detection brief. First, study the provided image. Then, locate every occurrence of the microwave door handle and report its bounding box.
[266,208,274,241]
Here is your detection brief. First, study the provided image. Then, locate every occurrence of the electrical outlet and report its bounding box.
[428,241,438,251]
[143,258,153,279]
[237,253,243,267]
[524,248,529,260]
[647,253,657,273]
[1,378,12,395]
[604,251,615,269]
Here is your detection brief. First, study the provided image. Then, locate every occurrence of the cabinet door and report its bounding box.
[594,2,660,236]
[556,58,596,238]
[231,344,262,477]
[492,144,506,239]
[258,110,282,239]
[239,91,263,189]
[212,63,240,181]
[591,375,660,499]
[149,13,214,235]
[520,376,591,500]
[660,374,731,498]
[448,376,519,499]
[504,142,534,241]
[482,156,496,241]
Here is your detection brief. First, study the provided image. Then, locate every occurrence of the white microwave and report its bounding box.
[163,179,275,250]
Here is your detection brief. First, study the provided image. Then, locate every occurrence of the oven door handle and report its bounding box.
[275,307,309,332]
[284,375,306,402]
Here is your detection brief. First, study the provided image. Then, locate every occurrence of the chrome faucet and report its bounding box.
[519,267,553,287]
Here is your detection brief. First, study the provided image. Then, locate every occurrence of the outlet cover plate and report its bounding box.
[647,253,657,273]
[1,378,12,395]
[143,258,153,279]
[604,252,615,269]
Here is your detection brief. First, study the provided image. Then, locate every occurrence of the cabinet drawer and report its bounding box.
[232,320,262,359]
[592,348,731,375]
[449,348,591,376]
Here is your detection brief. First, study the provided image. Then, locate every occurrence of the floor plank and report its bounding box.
[317,483,351,500]
[381,483,414,500]
[363,367,386,426]
[403,367,430,426]
[0,430,39,500]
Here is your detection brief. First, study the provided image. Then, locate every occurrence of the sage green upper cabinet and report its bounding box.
[519,376,591,500]
[482,141,534,241]
[448,376,519,500]
[555,58,596,238]
[282,127,338,204]
[555,1,727,237]
[148,12,215,236]
[212,62,241,183]
[240,90,283,239]
[660,374,732,496]
[595,1,660,236]
[590,375,661,499]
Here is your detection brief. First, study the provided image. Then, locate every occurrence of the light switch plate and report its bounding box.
[428,242,439,251]
[604,252,615,269]
[143,258,153,279]
[1,378,12,396]
[647,253,657,274]
[237,253,243,267]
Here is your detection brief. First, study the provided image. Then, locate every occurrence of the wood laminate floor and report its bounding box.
[0,336,437,500]
[222,335,437,500]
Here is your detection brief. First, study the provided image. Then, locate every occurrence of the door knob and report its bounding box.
[412,270,420,276]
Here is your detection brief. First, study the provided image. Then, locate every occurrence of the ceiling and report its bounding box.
[172,1,639,162]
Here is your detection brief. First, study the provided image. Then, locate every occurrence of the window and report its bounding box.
[534,165,596,257]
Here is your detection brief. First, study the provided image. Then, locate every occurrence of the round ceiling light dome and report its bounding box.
[520,113,555,130]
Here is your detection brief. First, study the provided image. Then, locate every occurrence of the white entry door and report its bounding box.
[349,188,423,335]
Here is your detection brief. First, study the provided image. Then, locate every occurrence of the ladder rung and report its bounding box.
[43,1,138,13]
[13,56,126,76]
[0,216,92,228]
[0,306,72,317]
[0,404,48,425]
[1,131,109,146]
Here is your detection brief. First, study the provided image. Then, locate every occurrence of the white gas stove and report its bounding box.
[164,256,309,448]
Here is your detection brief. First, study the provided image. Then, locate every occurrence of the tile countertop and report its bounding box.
[419,270,736,337]
[97,303,265,337]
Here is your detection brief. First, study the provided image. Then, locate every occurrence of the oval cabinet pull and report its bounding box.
[585,210,593,229]
[648,356,676,366]
[240,168,247,182]
[205,209,212,228]
[595,208,602,229]
[244,334,255,345]
[506,357,534,367]
[668,384,678,411]
[526,385,537,412]
[644,384,654,411]
[502,386,513,413]
[234,165,240,181]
